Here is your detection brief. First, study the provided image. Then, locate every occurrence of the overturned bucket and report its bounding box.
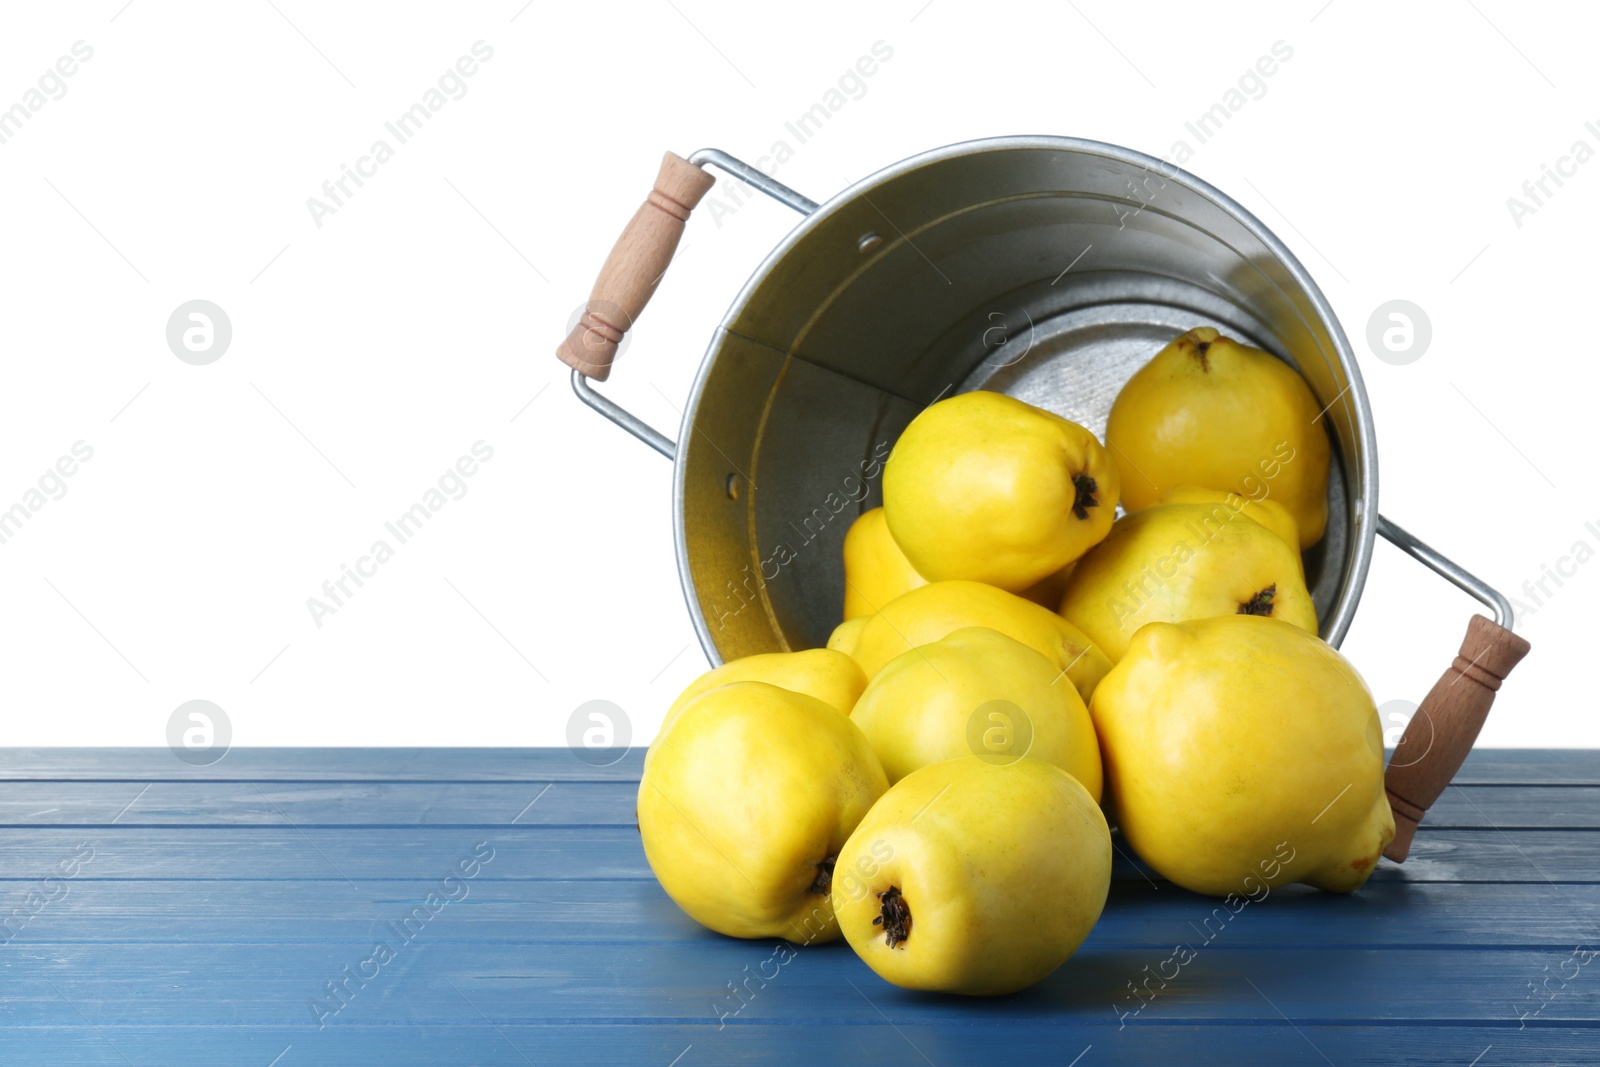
[557,136,1529,860]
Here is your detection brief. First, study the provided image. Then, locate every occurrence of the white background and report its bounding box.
[0,0,1593,748]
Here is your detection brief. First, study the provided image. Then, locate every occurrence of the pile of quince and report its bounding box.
[638,327,1394,996]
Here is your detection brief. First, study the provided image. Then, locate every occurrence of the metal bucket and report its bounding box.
[559,136,1530,859]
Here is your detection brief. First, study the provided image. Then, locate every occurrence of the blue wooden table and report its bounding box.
[2,748,1596,1065]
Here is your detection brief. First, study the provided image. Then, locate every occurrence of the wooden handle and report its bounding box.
[556,152,715,382]
[1383,614,1531,862]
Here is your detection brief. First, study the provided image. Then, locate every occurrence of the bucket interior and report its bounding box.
[677,139,1371,664]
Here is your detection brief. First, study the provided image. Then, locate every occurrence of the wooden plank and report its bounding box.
[0,747,647,781]
[0,828,650,881]
[3,826,1599,883]
[1369,831,1600,884]
[1426,785,1600,828]
[0,1023,1592,1067]
[7,879,1600,949]
[3,779,1592,829]
[2,941,1596,1025]
[1452,749,1600,784]
[1,747,1594,783]
[0,780,638,827]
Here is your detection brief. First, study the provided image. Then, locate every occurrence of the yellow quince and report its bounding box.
[1106,327,1331,548]
[849,627,1102,797]
[664,648,864,721]
[883,391,1119,591]
[843,505,1075,620]
[1162,484,1302,573]
[638,681,888,941]
[850,580,1112,703]
[1090,614,1394,895]
[1059,502,1317,663]
[842,507,927,619]
[827,616,870,660]
[832,757,1110,995]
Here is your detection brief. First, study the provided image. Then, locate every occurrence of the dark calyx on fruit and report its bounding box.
[1192,337,1213,370]
[1239,584,1277,616]
[1071,474,1099,520]
[873,886,912,949]
[809,857,836,896]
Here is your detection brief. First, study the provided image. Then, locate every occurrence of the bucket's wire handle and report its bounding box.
[1375,514,1531,862]
[558,149,817,460]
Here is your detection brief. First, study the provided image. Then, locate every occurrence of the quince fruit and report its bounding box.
[1161,484,1302,574]
[1018,560,1078,611]
[664,648,864,722]
[1090,614,1394,895]
[832,756,1110,995]
[843,505,1075,620]
[1106,327,1331,548]
[1059,502,1317,663]
[843,506,927,619]
[851,580,1111,703]
[638,681,888,941]
[883,391,1119,591]
[827,616,869,660]
[849,626,1102,797]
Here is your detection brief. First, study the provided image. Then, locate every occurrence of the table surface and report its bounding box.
[1,748,1596,1066]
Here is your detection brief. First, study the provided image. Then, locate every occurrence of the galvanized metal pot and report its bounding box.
[557,136,1529,858]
